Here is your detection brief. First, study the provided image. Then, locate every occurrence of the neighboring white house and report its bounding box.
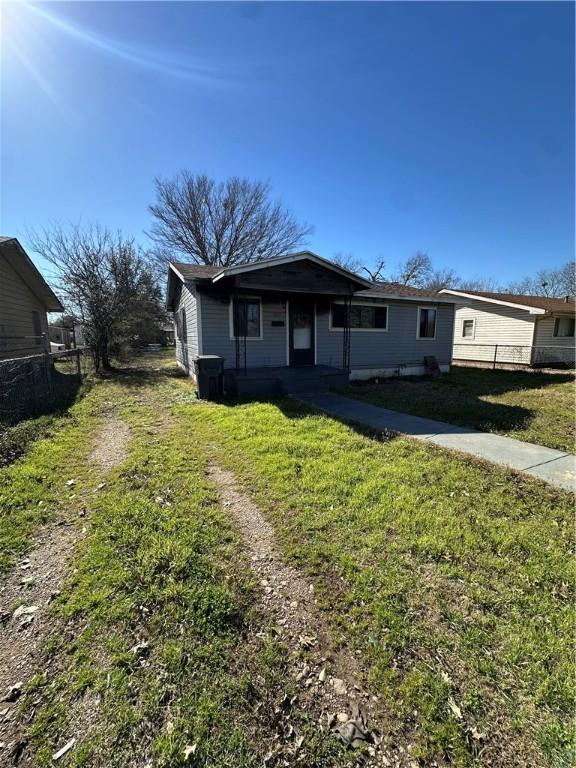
[440,289,575,368]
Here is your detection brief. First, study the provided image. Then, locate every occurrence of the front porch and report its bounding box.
[223,365,349,398]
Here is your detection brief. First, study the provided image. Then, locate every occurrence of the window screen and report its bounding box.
[331,304,387,329]
[233,299,261,338]
[418,308,437,338]
[554,317,575,337]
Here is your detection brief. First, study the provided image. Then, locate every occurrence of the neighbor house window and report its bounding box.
[418,308,437,339]
[330,303,388,330]
[31,311,42,345]
[462,319,475,338]
[553,317,575,337]
[231,298,262,339]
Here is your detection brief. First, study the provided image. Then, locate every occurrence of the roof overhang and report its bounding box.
[439,289,547,314]
[0,237,64,312]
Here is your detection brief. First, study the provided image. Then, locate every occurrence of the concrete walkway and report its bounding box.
[295,392,575,492]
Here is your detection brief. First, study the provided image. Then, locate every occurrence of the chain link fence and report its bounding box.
[453,343,575,370]
[0,343,88,424]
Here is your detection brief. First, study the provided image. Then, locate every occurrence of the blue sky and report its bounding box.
[1,1,574,283]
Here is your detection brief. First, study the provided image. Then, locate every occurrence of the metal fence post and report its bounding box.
[43,334,54,396]
[493,344,498,370]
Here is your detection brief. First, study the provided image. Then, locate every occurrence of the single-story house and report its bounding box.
[0,237,64,361]
[440,288,576,368]
[166,251,457,395]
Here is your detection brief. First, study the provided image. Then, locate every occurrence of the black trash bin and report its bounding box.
[194,355,224,400]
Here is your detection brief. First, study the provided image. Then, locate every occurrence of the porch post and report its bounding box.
[234,287,240,373]
[233,276,248,374]
[342,291,352,371]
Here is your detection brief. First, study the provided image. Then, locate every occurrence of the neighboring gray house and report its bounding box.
[0,237,64,361]
[440,289,576,368]
[166,252,457,395]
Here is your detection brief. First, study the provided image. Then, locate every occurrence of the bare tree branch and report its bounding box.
[507,262,575,297]
[393,251,432,287]
[425,268,461,292]
[361,258,386,282]
[148,173,312,268]
[28,224,164,370]
[330,251,363,274]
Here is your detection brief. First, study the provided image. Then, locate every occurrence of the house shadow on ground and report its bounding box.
[334,367,574,438]
[111,358,573,447]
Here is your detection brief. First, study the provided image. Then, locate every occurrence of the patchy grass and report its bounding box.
[0,413,65,468]
[0,397,104,573]
[184,397,575,768]
[339,367,575,452]
[6,365,350,768]
[4,356,574,767]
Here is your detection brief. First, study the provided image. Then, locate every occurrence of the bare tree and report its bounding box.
[393,251,432,287]
[361,258,387,282]
[456,276,501,292]
[148,173,312,267]
[559,261,576,297]
[29,224,164,371]
[507,262,575,297]
[331,251,363,274]
[425,268,460,292]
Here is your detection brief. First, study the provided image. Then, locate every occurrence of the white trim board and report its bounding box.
[440,289,547,314]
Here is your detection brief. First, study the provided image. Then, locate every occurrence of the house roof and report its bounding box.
[0,237,64,312]
[440,288,575,315]
[359,281,456,303]
[170,263,220,281]
[167,257,458,308]
[170,251,374,289]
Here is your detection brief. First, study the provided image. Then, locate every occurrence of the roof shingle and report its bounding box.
[359,281,442,299]
[171,262,220,280]
[446,289,575,314]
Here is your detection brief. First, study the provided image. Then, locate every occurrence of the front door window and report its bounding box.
[290,303,314,366]
[293,310,312,350]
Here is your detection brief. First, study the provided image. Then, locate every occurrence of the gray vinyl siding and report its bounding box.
[452,301,535,364]
[316,300,454,371]
[197,292,453,372]
[174,281,199,373]
[0,251,49,360]
[199,293,287,368]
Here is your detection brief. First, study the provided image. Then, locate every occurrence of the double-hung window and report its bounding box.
[553,317,575,338]
[330,303,387,330]
[417,307,437,339]
[462,319,475,338]
[231,298,262,339]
